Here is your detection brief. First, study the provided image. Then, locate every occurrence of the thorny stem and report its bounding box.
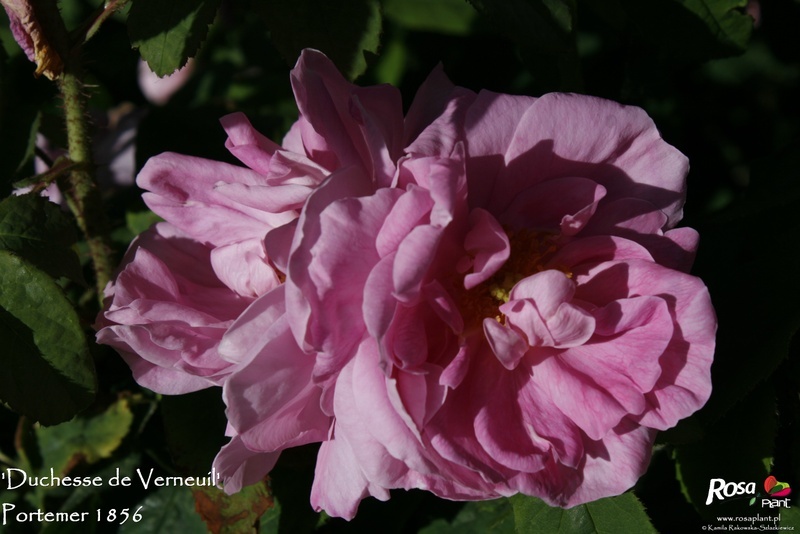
[59,67,113,304]
[33,0,115,305]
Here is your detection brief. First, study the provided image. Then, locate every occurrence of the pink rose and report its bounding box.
[98,47,715,518]
[215,64,716,517]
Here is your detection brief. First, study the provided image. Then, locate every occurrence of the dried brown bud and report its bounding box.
[1,0,64,79]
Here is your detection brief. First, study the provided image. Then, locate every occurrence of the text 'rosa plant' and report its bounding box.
[96,49,716,520]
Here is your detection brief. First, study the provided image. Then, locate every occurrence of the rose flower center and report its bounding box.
[456,228,569,333]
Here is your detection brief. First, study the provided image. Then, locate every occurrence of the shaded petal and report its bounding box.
[404,63,475,149]
[224,317,330,452]
[463,208,510,289]
[214,435,280,495]
[464,92,688,226]
[562,421,656,506]
[483,318,528,370]
[210,238,281,298]
[501,177,606,235]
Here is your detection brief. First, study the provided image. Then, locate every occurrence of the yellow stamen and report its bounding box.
[453,228,571,333]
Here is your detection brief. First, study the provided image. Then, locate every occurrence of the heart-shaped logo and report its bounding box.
[764,476,792,497]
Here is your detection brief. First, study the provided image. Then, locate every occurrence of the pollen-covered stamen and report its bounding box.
[455,228,570,333]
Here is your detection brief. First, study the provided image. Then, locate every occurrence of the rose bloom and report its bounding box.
[98,50,716,519]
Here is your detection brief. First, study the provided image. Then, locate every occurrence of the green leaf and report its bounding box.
[681,0,753,52]
[0,194,83,283]
[258,497,281,534]
[420,498,515,533]
[781,507,800,529]
[619,0,753,62]
[510,493,657,534]
[0,251,95,425]
[56,452,141,513]
[192,482,273,534]
[256,0,382,81]
[126,210,163,236]
[119,485,209,534]
[466,0,581,92]
[383,0,478,35]
[128,0,221,76]
[36,397,134,474]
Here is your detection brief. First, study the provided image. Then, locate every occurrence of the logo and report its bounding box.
[706,478,756,504]
[751,476,792,508]
[705,476,792,508]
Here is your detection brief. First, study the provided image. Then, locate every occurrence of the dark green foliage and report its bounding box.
[255,0,382,81]
[128,0,222,76]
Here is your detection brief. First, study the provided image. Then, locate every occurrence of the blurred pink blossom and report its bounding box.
[137,58,195,105]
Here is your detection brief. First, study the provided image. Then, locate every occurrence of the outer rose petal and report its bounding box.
[96,223,250,393]
[138,153,290,248]
[291,49,404,186]
[223,318,330,453]
[463,92,688,228]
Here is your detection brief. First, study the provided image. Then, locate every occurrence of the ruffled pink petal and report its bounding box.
[311,434,386,520]
[214,182,314,214]
[138,153,280,246]
[483,318,528,370]
[548,235,654,270]
[109,346,212,394]
[405,86,477,159]
[217,286,289,365]
[285,166,375,353]
[464,92,688,226]
[583,197,669,237]
[463,208,510,289]
[266,150,329,186]
[576,259,715,429]
[220,112,280,174]
[223,316,330,453]
[96,223,248,393]
[291,49,403,181]
[375,185,434,257]
[210,238,281,298]
[404,63,475,149]
[531,354,628,441]
[363,253,398,347]
[503,271,595,349]
[561,421,657,506]
[557,296,673,416]
[287,174,398,380]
